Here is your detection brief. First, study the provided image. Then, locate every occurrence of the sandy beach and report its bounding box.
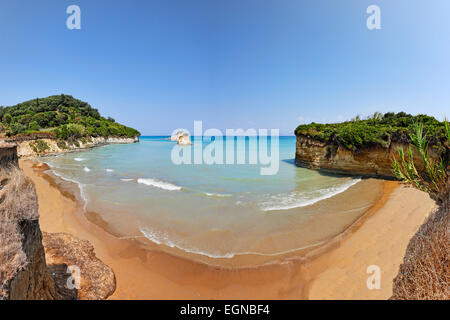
[20,159,436,299]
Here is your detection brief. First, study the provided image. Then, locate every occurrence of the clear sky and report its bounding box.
[1,0,449,135]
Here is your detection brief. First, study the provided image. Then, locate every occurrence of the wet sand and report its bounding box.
[20,159,436,299]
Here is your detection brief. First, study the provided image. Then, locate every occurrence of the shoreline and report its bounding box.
[14,135,139,159]
[20,159,436,299]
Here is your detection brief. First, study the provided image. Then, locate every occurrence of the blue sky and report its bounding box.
[1,0,449,135]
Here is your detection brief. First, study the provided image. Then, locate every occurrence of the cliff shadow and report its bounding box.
[282,159,296,166]
[47,264,78,300]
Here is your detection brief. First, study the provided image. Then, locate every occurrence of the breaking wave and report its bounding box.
[260,178,361,211]
[137,178,181,191]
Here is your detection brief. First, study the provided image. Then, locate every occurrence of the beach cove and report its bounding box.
[21,154,435,299]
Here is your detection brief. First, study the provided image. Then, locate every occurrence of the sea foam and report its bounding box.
[139,225,326,259]
[51,170,88,210]
[205,192,232,198]
[260,178,361,211]
[137,178,181,191]
[83,167,91,172]
[74,157,86,162]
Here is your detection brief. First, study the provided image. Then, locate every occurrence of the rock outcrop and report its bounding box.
[0,145,116,300]
[295,135,439,178]
[0,156,59,300]
[0,143,18,167]
[177,133,192,145]
[42,232,116,300]
[11,136,139,158]
[170,130,186,141]
[1,220,60,300]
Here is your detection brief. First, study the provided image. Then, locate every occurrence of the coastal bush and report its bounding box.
[29,140,50,154]
[295,112,447,153]
[28,121,40,131]
[391,121,449,300]
[56,140,67,150]
[393,121,449,203]
[0,94,140,139]
[54,123,85,141]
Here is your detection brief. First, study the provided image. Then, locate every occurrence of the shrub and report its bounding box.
[28,121,40,131]
[393,121,449,203]
[54,123,85,141]
[29,140,50,154]
[56,140,67,150]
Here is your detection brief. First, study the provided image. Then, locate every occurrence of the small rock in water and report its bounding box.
[33,162,50,171]
[177,133,192,145]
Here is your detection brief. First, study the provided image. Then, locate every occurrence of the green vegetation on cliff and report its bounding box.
[295,112,447,154]
[0,94,140,139]
[391,122,449,300]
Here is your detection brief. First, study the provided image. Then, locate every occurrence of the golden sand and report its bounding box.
[20,159,435,299]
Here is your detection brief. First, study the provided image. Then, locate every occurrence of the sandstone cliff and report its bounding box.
[0,157,59,299]
[0,145,116,300]
[9,136,139,158]
[295,135,438,178]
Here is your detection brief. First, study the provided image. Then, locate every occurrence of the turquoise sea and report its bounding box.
[42,136,368,261]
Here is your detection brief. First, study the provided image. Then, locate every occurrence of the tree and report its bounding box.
[28,121,40,131]
[2,113,12,124]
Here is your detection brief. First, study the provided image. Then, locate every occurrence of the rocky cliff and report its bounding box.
[1,220,60,299]
[0,145,116,300]
[0,143,18,167]
[12,136,139,158]
[0,155,59,299]
[295,135,438,178]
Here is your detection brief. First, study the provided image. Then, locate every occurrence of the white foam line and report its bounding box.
[51,170,88,211]
[139,226,325,259]
[137,178,181,191]
[262,178,362,211]
[205,192,232,198]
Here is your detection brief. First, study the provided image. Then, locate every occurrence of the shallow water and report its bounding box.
[41,136,375,263]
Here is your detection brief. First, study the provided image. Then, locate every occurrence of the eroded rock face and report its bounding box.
[42,232,116,300]
[391,197,449,300]
[0,158,59,300]
[4,220,59,300]
[0,146,115,300]
[15,136,139,158]
[0,143,18,167]
[295,135,437,178]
